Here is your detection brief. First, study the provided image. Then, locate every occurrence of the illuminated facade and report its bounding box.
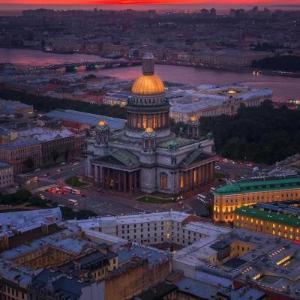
[86,53,216,194]
[213,177,300,223]
[234,202,300,241]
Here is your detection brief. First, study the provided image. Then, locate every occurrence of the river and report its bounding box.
[1,48,300,102]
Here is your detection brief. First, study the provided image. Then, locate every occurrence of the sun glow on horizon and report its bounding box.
[2,0,300,5]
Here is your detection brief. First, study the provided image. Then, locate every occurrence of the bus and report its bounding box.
[68,199,78,207]
[65,186,81,195]
[197,194,206,201]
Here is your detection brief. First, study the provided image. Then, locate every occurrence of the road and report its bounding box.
[215,159,263,179]
[21,159,208,216]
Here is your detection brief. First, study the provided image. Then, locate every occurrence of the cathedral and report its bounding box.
[86,53,216,195]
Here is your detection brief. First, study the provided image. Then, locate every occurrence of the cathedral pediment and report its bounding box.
[93,149,140,169]
[180,149,213,168]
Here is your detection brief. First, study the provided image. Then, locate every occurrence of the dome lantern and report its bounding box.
[142,52,155,75]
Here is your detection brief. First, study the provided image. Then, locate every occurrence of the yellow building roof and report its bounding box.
[132,75,165,95]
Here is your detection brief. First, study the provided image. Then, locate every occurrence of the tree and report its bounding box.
[64,149,70,161]
[52,150,59,163]
[199,101,300,164]
[23,157,34,170]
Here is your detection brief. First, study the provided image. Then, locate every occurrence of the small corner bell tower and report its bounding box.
[187,116,200,139]
[96,120,110,145]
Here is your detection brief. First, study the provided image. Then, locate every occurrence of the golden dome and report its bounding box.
[132,75,165,95]
[98,120,108,126]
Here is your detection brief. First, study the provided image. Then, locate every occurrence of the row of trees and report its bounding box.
[200,101,300,165]
[0,89,127,119]
[0,189,97,219]
[0,189,49,208]
[252,55,300,72]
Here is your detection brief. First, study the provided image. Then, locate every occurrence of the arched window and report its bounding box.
[160,172,168,190]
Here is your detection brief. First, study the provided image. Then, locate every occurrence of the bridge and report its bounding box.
[41,59,141,73]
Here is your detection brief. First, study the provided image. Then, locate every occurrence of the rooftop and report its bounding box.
[132,75,165,95]
[158,137,197,150]
[0,208,62,238]
[215,176,300,195]
[76,211,190,229]
[0,137,40,150]
[169,84,272,113]
[235,205,300,228]
[0,99,33,114]
[117,244,169,268]
[176,277,218,299]
[18,127,75,142]
[0,161,11,169]
[47,109,125,131]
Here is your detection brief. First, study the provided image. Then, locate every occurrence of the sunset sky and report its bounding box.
[2,0,300,5]
[1,0,299,13]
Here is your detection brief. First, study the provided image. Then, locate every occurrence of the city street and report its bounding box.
[20,156,261,218]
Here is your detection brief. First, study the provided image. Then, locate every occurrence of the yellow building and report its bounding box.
[234,203,300,241]
[213,177,300,222]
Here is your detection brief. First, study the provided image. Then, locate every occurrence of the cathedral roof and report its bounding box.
[93,149,140,169]
[180,149,214,168]
[158,137,195,150]
[132,75,165,95]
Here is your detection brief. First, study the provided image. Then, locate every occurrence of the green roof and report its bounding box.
[180,149,211,168]
[158,137,196,150]
[235,206,300,228]
[94,149,140,169]
[215,177,300,195]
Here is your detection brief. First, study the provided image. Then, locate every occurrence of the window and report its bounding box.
[160,172,168,189]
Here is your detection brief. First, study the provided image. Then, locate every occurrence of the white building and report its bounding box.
[169,84,273,123]
[75,211,231,279]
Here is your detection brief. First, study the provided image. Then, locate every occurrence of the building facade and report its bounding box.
[0,139,42,174]
[0,129,85,174]
[213,177,300,223]
[86,53,216,194]
[0,162,14,188]
[103,92,129,107]
[234,202,300,241]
